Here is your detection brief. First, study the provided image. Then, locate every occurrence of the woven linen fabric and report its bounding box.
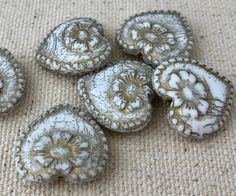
[0,0,235,195]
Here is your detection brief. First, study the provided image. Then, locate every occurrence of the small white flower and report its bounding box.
[64,23,100,52]
[110,70,152,112]
[167,70,209,118]
[32,131,90,175]
[131,21,176,55]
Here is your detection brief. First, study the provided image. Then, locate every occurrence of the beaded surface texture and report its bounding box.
[16,105,109,182]
[116,11,193,67]
[0,48,25,115]
[152,58,234,138]
[78,60,154,133]
[35,18,112,75]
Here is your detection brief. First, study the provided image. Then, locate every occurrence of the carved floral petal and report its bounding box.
[182,103,198,118]
[142,42,153,54]
[197,99,209,114]
[69,150,90,167]
[72,42,88,52]
[152,24,167,33]
[169,73,181,89]
[131,29,142,41]
[135,22,151,30]
[88,36,99,48]
[52,131,72,143]
[156,44,168,54]
[161,44,171,52]
[137,40,144,49]
[37,135,53,147]
[33,141,47,151]
[77,150,90,160]
[89,26,101,35]
[71,137,89,149]
[137,73,147,82]
[64,36,74,46]
[194,82,207,98]
[78,141,89,149]
[179,70,196,84]
[51,159,71,175]
[125,70,136,79]
[167,39,176,45]
[167,91,183,107]
[111,79,122,92]
[33,153,54,167]
[127,96,143,112]
[165,33,175,40]
[112,93,127,110]
[69,156,84,167]
[165,33,176,45]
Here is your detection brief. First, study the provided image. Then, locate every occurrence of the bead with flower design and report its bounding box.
[16,105,109,182]
[78,60,155,133]
[152,58,233,138]
[63,22,101,53]
[32,131,90,175]
[110,70,152,112]
[0,48,25,115]
[117,11,193,67]
[36,18,111,75]
[131,22,176,55]
[166,70,209,118]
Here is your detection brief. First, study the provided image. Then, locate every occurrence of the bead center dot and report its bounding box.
[126,84,138,96]
[77,30,89,41]
[144,32,159,42]
[50,145,70,159]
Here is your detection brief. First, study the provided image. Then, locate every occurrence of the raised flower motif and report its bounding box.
[117,11,193,67]
[32,131,90,175]
[167,70,209,118]
[110,70,152,112]
[131,22,176,55]
[36,18,112,75]
[153,59,233,138]
[63,23,100,52]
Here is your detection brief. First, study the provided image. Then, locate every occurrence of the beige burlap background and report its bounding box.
[0,0,235,195]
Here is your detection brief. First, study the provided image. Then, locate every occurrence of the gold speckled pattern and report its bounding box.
[0,0,235,195]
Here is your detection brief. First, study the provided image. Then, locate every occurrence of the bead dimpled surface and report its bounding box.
[0,48,25,115]
[78,60,155,133]
[152,58,233,139]
[15,105,109,182]
[116,11,193,67]
[35,18,112,75]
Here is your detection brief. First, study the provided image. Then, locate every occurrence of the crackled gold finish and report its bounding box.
[116,11,193,67]
[152,58,234,138]
[16,105,109,182]
[35,18,112,75]
[78,60,155,133]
